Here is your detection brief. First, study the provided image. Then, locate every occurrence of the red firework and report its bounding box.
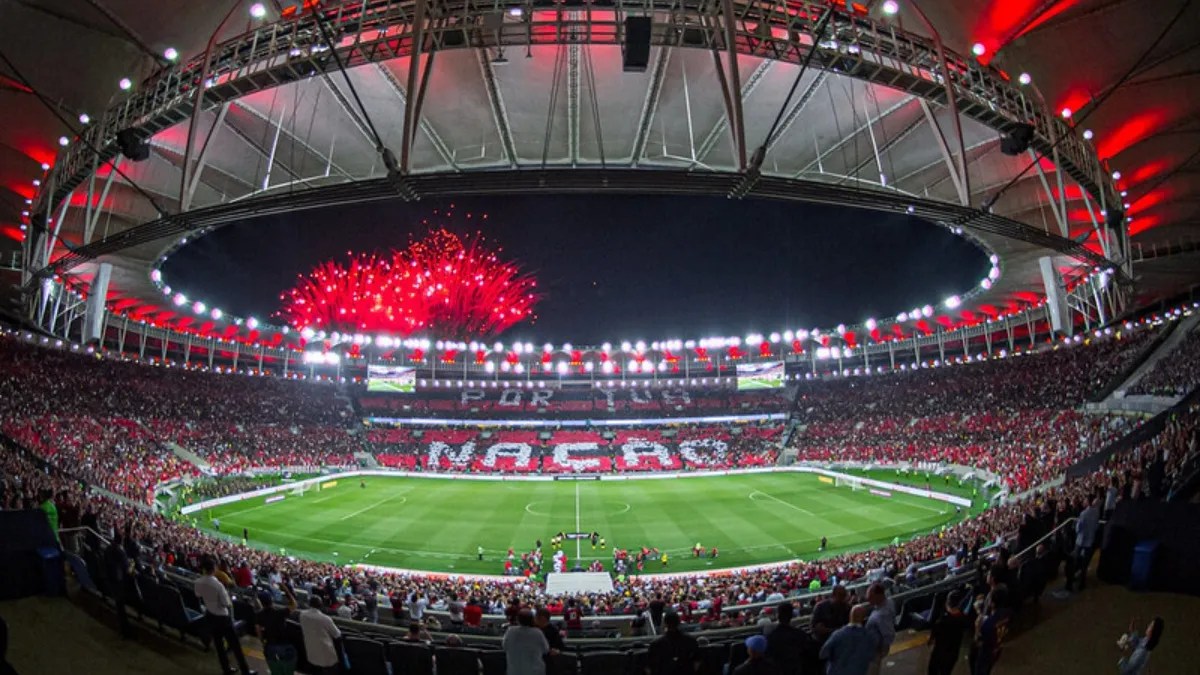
[279,228,539,337]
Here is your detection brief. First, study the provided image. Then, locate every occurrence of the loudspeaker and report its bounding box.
[1000,123,1035,156]
[116,128,150,161]
[623,16,651,72]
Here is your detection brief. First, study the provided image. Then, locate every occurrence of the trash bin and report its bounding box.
[1130,540,1159,591]
[37,546,64,596]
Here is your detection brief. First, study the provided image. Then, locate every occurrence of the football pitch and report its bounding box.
[196,473,972,576]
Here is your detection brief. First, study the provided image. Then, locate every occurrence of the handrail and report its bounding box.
[1011,517,1076,566]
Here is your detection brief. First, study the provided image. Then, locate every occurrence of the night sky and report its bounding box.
[162,195,988,343]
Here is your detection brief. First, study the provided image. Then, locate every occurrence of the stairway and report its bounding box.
[354,451,380,468]
[1113,312,1200,397]
[162,440,213,472]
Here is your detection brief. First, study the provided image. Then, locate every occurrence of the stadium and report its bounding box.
[2,1,1200,674]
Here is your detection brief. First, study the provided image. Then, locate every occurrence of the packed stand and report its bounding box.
[366,422,782,473]
[359,385,791,419]
[1128,327,1200,397]
[789,336,1152,492]
[0,337,352,502]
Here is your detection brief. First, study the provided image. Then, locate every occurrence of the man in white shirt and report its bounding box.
[300,596,343,675]
[194,557,255,675]
[409,592,428,622]
[503,608,549,675]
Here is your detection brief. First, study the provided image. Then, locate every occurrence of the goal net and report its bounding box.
[834,475,863,491]
[289,483,309,497]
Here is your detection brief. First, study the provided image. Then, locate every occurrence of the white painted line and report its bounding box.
[338,494,407,521]
[748,490,817,516]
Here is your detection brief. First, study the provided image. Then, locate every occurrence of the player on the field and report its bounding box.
[709,546,719,559]
[477,545,484,561]
[660,552,668,567]
[599,536,606,550]
[820,536,827,551]
[213,517,220,532]
[360,478,366,488]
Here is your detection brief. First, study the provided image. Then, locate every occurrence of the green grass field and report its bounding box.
[194,473,972,576]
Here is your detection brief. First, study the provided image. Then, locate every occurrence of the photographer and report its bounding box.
[1117,617,1164,675]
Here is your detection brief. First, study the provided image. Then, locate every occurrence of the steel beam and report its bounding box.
[373,63,455,169]
[630,48,671,166]
[476,49,519,168]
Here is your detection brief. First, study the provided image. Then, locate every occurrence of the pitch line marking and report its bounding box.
[524,502,554,516]
[748,490,817,516]
[339,495,407,521]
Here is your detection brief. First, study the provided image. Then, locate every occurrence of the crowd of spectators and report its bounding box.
[0,338,353,502]
[788,335,1153,492]
[1128,327,1200,397]
[3,327,1198,647]
[368,423,782,473]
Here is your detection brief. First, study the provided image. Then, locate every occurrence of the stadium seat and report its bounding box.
[283,619,312,672]
[388,641,434,675]
[344,636,389,675]
[699,642,727,675]
[727,641,748,671]
[477,643,506,667]
[549,651,579,674]
[154,584,206,646]
[580,650,626,675]
[627,647,648,675]
[434,646,480,674]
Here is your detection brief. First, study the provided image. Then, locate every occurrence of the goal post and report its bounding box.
[834,475,863,491]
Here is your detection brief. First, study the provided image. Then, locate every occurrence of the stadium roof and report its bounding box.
[2,0,1198,344]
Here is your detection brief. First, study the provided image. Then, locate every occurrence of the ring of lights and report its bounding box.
[26,0,1124,359]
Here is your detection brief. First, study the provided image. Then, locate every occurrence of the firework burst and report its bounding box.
[279,228,539,338]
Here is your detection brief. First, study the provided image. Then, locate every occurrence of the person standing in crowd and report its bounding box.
[255,591,296,674]
[765,601,816,675]
[926,591,969,675]
[464,596,484,627]
[865,584,895,675]
[503,608,549,675]
[811,585,851,646]
[1118,617,1164,675]
[194,556,256,675]
[819,604,878,675]
[299,596,343,675]
[649,593,667,630]
[647,612,701,675]
[733,635,780,675]
[970,588,1011,675]
[38,490,57,541]
[1067,495,1101,591]
[103,531,132,639]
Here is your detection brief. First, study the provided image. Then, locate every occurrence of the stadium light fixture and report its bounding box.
[981,279,992,289]
[944,295,961,309]
[921,305,934,317]
[1082,129,1093,140]
[769,332,781,343]
[41,162,50,171]
[836,324,846,335]
[1061,107,1072,119]
[1018,72,1032,85]
[971,43,986,57]
[245,316,257,330]
[211,308,223,320]
[865,318,877,331]
[635,340,647,352]
[881,0,899,15]
[782,330,794,341]
[508,6,523,16]
[164,47,179,61]
[192,301,206,315]
[1112,170,1122,180]
[78,113,90,124]
[119,77,132,90]
[1120,190,1128,197]
[173,293,187,306]
[249,2,267,18]
[32,179,40,187]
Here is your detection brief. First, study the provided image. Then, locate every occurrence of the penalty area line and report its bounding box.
[748,490,817,517]
[338,494,408,521]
